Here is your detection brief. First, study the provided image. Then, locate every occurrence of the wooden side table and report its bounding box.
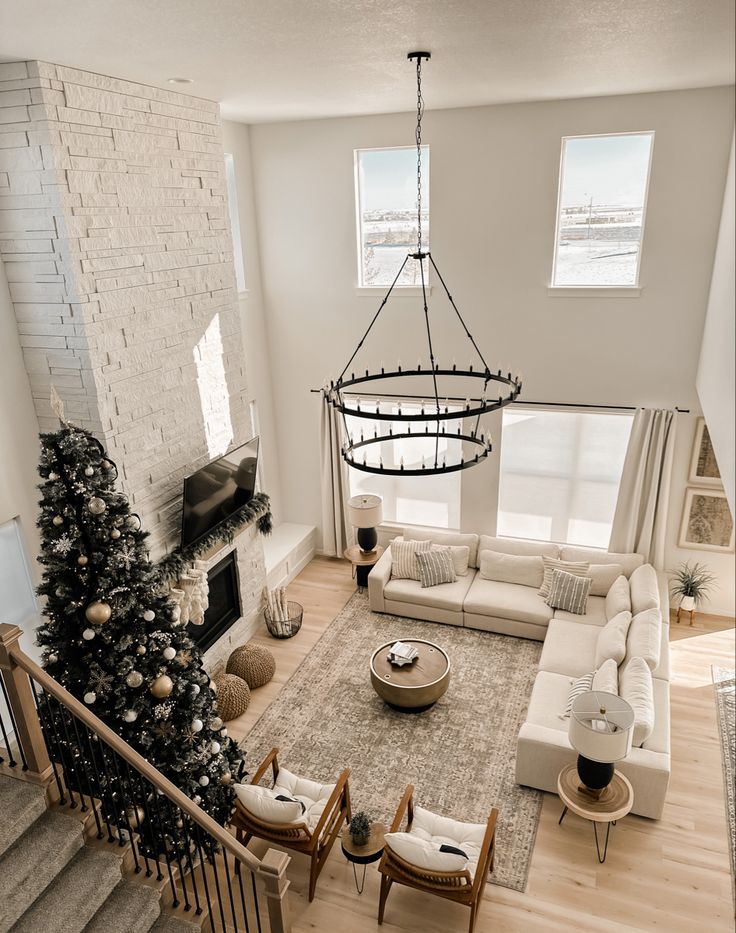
[557,764,633,863]
[341,822,387,894]
[344,545,384,591]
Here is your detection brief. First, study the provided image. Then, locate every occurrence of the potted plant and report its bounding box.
[349,811,371,847]
[670,561,717,611]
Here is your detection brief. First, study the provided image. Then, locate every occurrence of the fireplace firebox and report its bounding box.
[188,551,242,652]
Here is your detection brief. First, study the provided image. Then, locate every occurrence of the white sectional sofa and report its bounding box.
[368,528,671,819]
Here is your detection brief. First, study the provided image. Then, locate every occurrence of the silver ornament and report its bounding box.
[84,692,96,704]
[198,775,210,787]
[191,718,203,733]
[126,670,144,689]
[191,684,200,696]
[209,717,223,731]
[123,709,138,723]
[163,647,176,661]
[143,609,155,622]
[88,497,106,515]
[82,628,96,641]
[127,515,141,530]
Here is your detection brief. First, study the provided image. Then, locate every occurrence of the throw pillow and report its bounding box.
[620,656,655,747]
[629,564,660,615]
[538,557,590,598]
[605,575,631,621]
[592,657,619,695]
[626,607,661,671]
[391,538,432,581]
[479,550,544,587]
[415,547,457,588]
[545,569,592,615]
[561,670,594,719]
[588,563,625,597]
[384,832,469,872]
[433,543,470,577]
[594,610,632,667]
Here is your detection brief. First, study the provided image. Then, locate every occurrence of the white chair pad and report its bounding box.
[408,805,487,880]
[273,766,337,833]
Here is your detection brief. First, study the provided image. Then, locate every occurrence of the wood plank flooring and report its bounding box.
[227,557,735,933]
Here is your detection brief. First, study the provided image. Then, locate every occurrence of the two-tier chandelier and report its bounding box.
[325,51,522,477]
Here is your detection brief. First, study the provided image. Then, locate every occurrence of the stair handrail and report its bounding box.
[0,623,291,933]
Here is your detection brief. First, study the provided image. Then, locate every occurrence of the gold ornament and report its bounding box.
[111,529,121,540]
[88,497,106,515]
[219,772,233,786]
[77,555,88,566]
[136,645,147,655]
[52,515,64,526]
[150,674,174,698]
[85,601,111,625]
[124,805,145,829]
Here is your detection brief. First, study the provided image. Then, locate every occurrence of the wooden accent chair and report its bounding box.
[231,747,351,901]
[377,784,498,933]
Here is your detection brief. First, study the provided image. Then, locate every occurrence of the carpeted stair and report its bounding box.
[0,775,201,933]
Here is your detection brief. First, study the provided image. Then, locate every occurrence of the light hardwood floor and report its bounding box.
[227,557,735,933]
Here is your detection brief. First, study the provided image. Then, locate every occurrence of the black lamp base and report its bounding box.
[576,755,614,799]
[357,526,378,554]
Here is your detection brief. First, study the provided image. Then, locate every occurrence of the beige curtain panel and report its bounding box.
[319,392,354,557]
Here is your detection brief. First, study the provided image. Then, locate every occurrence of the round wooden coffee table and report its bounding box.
[370,639,451,712]
[557,764,634,863]
[341,822,386,894]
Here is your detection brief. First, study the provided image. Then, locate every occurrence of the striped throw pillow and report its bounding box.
[391,539,432,581]
[546,568,593,615]
[560,670,595,720]
[538,557,590,598]
[415,547,457,588]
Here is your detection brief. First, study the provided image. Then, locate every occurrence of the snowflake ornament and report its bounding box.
[118,543,136,570]
[53,534,74,556]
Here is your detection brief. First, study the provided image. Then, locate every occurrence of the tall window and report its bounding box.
[345,397,460,529]
[552,133,654,287]
[355,146,429,288]
[497,408,633,548]
[224,153,246,293]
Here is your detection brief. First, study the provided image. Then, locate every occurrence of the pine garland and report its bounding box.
[156,492,272,583]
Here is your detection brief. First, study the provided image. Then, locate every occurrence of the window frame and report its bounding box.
[548,131,655,296]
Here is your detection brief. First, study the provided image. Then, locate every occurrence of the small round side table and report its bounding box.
[340,822,386,894]
[557,764,633,863]
[344,545,384,591]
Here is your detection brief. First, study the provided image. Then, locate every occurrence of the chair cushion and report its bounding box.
[272,766,337,833]
[538,620,600,677]
[605,576,631,621]
[539,557,590,598]
[560,546,644,578]
[594,610,633,668]
[620,657,655,747]
[385,832,469,873]
[234,783,305,825]
[479,550,544,587]
[416,547,456,587]
[391,539,432,580]
[626,608,661,671]
[409,805,487,879]
[629,564,660,615]
[592,657,619,695]
[385,572,476,611]
[404,529,480,569]
[588,564,625,597]
[545,569,593,615]
[553,595,607,627]
[479,535,559,559]
[462,578,552,626]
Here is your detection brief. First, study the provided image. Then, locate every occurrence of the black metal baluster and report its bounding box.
[122,761,150,875]
[58,701,87,810]
[68,712,92,813]
[47,694,78,808]
[127,765,155,877]
[29,679,66,804]
[179,813,203,916]
[194,827,215,925]
[147,779,180,906]
[0,672,27,769]
[251,872,263,933]
[105,744,134,848]
[210,845,229,932]
[0,673,17,767]
[94,734,119,844]
[235,859,250,933]
[222,849,240,932]
[74,719,104,839]
[162,796,191,911]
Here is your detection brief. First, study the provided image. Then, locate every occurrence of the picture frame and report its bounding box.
[689,417,722,486]
[679,487,734,552]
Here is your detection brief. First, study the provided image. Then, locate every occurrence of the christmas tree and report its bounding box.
[35,424,243,845]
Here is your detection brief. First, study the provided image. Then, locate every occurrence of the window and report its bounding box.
[355,146,429,288]
[497,408,633,548]
[551,133,654,287]
[224,153,246,293]
[345,397,460,529]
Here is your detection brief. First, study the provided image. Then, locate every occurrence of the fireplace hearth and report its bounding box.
[189,550,242,652]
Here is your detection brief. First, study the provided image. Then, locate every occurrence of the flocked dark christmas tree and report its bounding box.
[35,423,244,846]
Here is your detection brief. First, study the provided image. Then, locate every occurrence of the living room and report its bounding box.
[0,3,734,933]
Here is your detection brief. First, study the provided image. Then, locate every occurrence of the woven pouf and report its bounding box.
[226,644,276,690]
[214,673,251,721]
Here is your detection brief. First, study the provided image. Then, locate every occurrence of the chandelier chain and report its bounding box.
[415,55,424,255]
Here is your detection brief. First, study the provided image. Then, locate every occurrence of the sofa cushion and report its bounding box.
[539,619,600,678]
[479,550,544,587]
[463,578,552,626]
[560,546,644,578]
[434,544,471,577]
[620,657,655,747]
[539,557,590,598]
[588,563,625,597]
[479,534,559,559]
[629,564,660,615]
[545,569,593,615]
[525,670,576,732]
[405,529,479,569]
[594,610,633,668]
[385,572,476,612]
[391,538,432,580]
[605,575,631,621]
[592,657,619,695]
[626,608,661,671]
[553,595,607,627]
[416,548,456,587]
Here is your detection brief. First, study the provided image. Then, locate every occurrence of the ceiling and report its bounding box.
[1,0,734,123]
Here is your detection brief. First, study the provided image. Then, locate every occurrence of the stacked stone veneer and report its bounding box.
[0,60,250,557]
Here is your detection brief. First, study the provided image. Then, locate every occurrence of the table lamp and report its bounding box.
[568,691,634,799]
[347,494,383,554]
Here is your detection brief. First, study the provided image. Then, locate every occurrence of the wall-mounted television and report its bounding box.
[181,437,260,548]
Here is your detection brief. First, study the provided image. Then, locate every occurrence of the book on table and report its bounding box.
[388,641,419,666]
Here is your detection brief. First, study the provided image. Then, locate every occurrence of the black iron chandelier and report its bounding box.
[325,51,522,477]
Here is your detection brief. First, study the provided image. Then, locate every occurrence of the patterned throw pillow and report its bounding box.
[415,547,457,588]
[545,569,593,615]
[391,539,432,581]
[538,557,590,598]
[560,670,595,720]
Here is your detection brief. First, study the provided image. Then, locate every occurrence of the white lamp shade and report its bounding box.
[347,494,383,528]
[568,691,634,763]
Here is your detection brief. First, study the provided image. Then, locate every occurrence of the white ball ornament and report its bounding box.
[127,515,141,530]
[84,692,96,704]
[191,684,200,696]
[191,718,203,733]
[82,628,96,641]
[111,529,121,540]
[163,647,176,661]
[143,610,155,622]
[126,670,144,689]
[221,729,228,737]
[52,515,64,526]
[48,653,58,664]
[198,775,210,787]
[193,795,202,804]
[84,466,94,476]
[88,497,106,515]
[123,709,138,723]
[210,741,221,754]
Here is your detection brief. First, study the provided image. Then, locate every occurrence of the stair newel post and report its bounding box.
[258,848,292,933]
[0,624,53,784]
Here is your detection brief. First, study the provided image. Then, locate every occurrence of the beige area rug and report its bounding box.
[240,593,544,892]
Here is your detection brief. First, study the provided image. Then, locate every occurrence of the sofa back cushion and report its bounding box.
[588,563,625,597]
[479,550,545,588]
[592,657,619,695]
[479,535,559,560]
[405,528,479,569]
[620,656,655,747]
[560,546,644,578]
[391,538,432,581]
[605,575,631,621]
[626,607,661,671]
[594,610,632,667]
[629,564,660,615]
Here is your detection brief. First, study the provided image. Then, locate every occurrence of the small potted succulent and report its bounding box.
[670,561,717,611]
[349,811,371,847]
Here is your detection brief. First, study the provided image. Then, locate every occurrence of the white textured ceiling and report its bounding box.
[1,0,734,123]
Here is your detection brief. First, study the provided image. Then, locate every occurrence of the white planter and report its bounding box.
[679,595,696,611]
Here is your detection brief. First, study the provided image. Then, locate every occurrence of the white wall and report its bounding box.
[249,86,735,613]
[222,121,283,523]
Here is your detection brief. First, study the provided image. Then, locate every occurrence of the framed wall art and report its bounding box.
[679,487,734,552]
[689,418,722,486]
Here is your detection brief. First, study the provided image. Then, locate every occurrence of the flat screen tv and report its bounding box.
[181,437,260,548]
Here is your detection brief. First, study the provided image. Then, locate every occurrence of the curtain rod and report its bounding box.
[309,389,689,413]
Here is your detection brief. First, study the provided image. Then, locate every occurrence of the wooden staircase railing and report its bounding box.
[0,623,291,933]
